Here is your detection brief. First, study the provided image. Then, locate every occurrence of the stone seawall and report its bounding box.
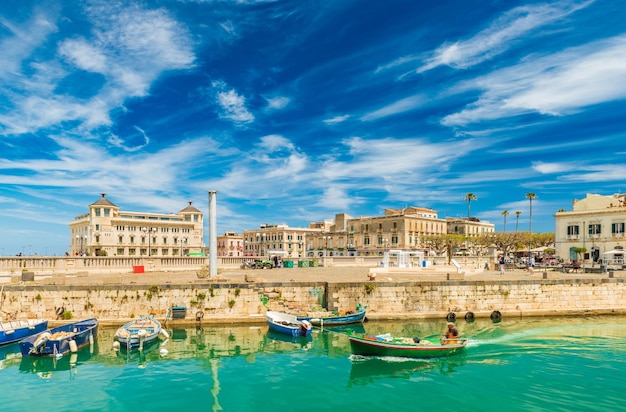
[2,277,626,325]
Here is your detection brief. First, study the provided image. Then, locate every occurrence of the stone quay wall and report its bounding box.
[2,278,625,325]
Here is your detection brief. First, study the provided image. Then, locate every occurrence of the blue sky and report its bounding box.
[1,0,625,256]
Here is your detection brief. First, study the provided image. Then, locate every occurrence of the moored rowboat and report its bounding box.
[348,333,467,358]
[114,315,167,350]
[19,318,98,357]
[298,306,367,327]
[0,319,48,346]
[266,311,312,337]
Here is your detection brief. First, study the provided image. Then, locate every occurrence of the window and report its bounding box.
[589,224,601,236]
[118,236,123,244]
[364,237,370,245]
[95,208,101,217]
[95,224,100,231]
[608,223,620,236]
[130,236,134,244]
[567,225,579,236]
[104,208,110,217]
[392,236,398,245]
[117,248,124,255]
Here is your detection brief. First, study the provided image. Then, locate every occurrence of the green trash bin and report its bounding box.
[284,260,294,268]
[298,260,309,268]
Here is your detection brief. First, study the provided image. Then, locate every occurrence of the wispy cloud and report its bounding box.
[419,0,594,72]
[442,35,626,126]
[212,80,255,124]
[323,114,350,125]
[0,1,195,136]
[360,95,427,121]
[265,96,290,110]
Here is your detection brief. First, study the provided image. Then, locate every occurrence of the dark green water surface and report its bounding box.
[1,316,624,411]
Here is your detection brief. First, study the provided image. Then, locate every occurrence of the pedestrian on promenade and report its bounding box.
[529,256,535,275]
[499,255,506,275]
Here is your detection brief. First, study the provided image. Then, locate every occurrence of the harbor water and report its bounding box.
[1,315,625,411]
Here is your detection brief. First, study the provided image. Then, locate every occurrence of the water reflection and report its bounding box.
[19,342,98,379]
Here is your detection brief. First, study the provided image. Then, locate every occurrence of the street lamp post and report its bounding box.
[180,237,187,256]
[143,227,156,256]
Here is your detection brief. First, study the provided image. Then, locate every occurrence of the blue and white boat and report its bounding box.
[266,311,312,337]
[0,319,49,346]
[298,305,367,327]
[19,318,98,357]
[114,315,168,350]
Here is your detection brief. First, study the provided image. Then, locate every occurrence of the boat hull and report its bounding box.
[19,318,98,357]
[349,335,466,358]
[0,320,49,346]
[266,311,312,337]
[114,316,162,349]
[299,309,366,327]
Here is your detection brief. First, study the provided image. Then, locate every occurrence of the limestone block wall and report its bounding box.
[327,279,626,318]
[1,279,626,324]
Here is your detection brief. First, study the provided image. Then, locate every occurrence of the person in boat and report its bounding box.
[444,322,459,339]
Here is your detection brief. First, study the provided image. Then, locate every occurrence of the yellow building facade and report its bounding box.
[69,194,204,257]
[555,193,626,265]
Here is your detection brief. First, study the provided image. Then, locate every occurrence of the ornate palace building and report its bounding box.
[69,194,204,257]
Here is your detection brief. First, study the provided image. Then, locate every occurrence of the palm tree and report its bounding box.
[525,193,537,264]
[464,193,477,219]
[515,211,522,233]
[501,210,509,232]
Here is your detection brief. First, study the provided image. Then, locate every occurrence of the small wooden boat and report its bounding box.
[19,318,98,357]
[266,311,312,337]
[114,315,168,350]
[349,333,467,358]
[298,306,367,327]
[0,319,49,346]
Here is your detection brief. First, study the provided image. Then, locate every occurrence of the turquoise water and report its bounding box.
[1,316,625,411]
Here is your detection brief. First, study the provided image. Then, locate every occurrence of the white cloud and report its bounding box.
[532,161,578,174]
[0,1,196,137]
[323,114,350,125]
[419,0,594,72]
[360,95,426,121]
[265,96,290,110]
[216,88,254,123]
[442,35,626,126]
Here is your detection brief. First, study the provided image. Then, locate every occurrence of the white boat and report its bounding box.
[114,316,168,350]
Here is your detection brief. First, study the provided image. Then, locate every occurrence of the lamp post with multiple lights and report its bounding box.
[142,227,157,256]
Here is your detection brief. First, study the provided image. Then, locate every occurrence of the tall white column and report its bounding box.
[208,190,218,277]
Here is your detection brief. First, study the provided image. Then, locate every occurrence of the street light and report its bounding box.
[180,237,187,256]
[142,227,156,256]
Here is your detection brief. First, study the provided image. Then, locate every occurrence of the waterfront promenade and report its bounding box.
[27,264,624,286]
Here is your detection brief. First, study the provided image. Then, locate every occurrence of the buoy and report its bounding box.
[196,311,204,321]
[137,329,147,338]
[160,329,170,339]
[89,333,94,345]
[464,311,475,322]
[113,341,120,349]
[69,340,78,353]
[55,307,65,316]
[490,310,502,322]
[160,348,169,356]
[446,312,456,322]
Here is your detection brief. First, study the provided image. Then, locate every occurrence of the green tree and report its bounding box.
[501,210,509,232]
[464,193,477,219]
[515,211,522,233]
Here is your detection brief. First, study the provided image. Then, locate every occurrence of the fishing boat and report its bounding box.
[0,319,49,346]
[113,315,168,350]
[348,333,467,358]
[266,311,313,337]
[298,305,367,327]
[19,318,98,357]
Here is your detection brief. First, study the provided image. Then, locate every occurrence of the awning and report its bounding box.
[602,250,625,256]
